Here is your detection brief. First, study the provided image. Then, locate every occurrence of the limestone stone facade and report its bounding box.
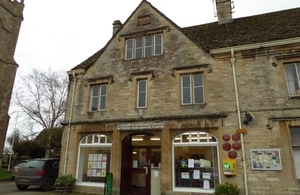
[60,1,300,195]
[0,0,24,168]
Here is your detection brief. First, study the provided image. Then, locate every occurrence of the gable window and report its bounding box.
[289,127,300,179]
[137,80,147,108]
[90,84,107,111]
[181,73,204,105]
[284,62,300,97]
[125,33,163,60]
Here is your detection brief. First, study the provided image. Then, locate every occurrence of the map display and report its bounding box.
[250,149,282,170]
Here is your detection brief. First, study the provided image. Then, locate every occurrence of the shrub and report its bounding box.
[214,182,241,195]
[55,174,76,186]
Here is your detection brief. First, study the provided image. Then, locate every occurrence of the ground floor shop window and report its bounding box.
[172,131,220,193]
[76,134,112,186]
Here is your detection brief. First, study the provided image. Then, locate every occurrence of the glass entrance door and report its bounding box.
[130,147,161,195]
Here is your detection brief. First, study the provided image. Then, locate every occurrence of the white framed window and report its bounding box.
[137,80,147,108]
[181,73,204,105]
[90,84,107,111]
[76,134,112,187]
[172,131,220,193]
[125,33,163,60]
[284,62,300,97]
[289,127,300,179]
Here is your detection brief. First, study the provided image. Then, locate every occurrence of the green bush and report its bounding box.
[55,174,76,186]
[214,182,241,195]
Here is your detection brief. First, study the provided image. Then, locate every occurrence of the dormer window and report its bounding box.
[125,33,163,60]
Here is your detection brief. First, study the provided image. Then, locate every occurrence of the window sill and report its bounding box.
[173,187,214,193]
[75,182,104,187]
[181,103,207,109]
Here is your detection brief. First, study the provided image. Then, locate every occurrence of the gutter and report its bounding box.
[210,37,300,54]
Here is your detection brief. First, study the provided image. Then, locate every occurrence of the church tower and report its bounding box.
[0,0,24,167]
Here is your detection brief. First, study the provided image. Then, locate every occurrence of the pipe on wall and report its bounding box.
[63,71,77,174]
[230,48,248,195]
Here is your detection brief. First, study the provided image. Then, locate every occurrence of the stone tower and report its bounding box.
[0,0,24,167]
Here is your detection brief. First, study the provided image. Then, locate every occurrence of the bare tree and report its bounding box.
[14,68,68,158]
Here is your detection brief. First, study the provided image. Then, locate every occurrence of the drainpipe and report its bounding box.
[230,48,248,195]
[63,71,76,174]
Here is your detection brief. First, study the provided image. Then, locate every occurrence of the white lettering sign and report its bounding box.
[118,122,164,130]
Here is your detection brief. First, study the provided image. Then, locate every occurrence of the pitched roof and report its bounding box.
[72,3,300,70]
[181,7,300,50]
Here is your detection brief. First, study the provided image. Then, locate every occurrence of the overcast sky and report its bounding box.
[14,0,300,74]
[6,0,300,138]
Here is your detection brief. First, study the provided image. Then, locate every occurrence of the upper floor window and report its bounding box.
[90,84,107,111]
[285,62,300,97]
[137,80,147,108]
[181,73,204,105]
[125,33,163,60]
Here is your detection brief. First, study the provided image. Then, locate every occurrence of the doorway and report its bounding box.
[120,133,161,195]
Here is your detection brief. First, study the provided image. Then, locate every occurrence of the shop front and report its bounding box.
[70,120,223,195]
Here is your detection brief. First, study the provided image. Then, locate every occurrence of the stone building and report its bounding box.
[60,0,300,194]
[0,0,24,168]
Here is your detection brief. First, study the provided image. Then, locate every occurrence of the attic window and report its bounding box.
[137,15,151,26]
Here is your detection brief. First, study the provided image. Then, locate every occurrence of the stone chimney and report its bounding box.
[215,0,233,24]
[112,20,122,36]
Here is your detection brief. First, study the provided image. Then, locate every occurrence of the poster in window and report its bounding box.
[250,149,282,170]
[102,154,107,161]
[203,180,210,189]
[193,169,200,179]
[181,172,190,179]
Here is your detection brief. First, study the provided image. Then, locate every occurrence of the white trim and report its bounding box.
[75,182,104,187]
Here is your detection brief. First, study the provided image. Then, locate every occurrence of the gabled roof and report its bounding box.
[181,7,300,50]
[72,0,180,71]
[72,2,300,70]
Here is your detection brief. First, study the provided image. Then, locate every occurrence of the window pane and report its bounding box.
[126,39,133,60]
[135,37,143,59]
[194,74,204,104]
[182,76,191,87]
[182,76,191,104]
[137,80,147,108]
[290,127,300,145]
[79,147,111,183]
[154,34,162,55]
[194,74,203,86]
[292,147,300,179]
[99,84,107,110]
[285,64,300,96]
[174,145,218,189]
[91,85,99,111]
[145,36,152,57]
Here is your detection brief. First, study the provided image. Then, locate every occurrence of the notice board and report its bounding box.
[250,149,282,170]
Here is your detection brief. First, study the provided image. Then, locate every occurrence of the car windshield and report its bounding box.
[23,160,45,168]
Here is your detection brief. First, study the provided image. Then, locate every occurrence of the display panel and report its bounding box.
[250,149,282,170]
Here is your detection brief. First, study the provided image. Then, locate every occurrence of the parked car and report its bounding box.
[11,160,29,180]
[14,158,60,191]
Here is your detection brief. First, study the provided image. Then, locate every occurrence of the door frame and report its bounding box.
[120,133,161,195]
